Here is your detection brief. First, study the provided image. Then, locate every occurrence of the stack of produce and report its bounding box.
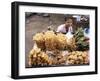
[44,31,57,51]
[29,28,89,67]
[33,30,68,51]
[33,33,45,50]
[56,33,67,50]
[66,51,89,64]
[28,48,53,67]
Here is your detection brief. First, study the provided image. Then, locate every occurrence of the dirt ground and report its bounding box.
[25,13,65,67]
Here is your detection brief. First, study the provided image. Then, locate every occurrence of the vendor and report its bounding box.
[57,17,75,34]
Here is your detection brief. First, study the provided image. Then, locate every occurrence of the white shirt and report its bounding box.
[57,24,73,34]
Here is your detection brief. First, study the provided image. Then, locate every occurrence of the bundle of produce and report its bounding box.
[44,30,57,51]
[33,33,45,50]
[56,33,68,50]
[33,30,69,51]
[28,48,53,67]
[66,51,89,65]
[74,27,89,51]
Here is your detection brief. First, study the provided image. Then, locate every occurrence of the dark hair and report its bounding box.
[64,16,74,21]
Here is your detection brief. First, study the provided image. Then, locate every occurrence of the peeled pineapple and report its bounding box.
[33,30,69,51]
[28,48,53,67]
[33,33,45,50]
[56,33,67,50]
[44,31,57,51]
[66,51,89,65]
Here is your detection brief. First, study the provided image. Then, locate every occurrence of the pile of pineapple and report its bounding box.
[33,31,68,51]
[28,28,89,67]
[66,51,89,65]
[28,48,52,66]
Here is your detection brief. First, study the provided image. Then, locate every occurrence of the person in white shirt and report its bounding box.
[57,17,74,34]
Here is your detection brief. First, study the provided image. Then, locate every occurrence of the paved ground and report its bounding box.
[25,13,65,67]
